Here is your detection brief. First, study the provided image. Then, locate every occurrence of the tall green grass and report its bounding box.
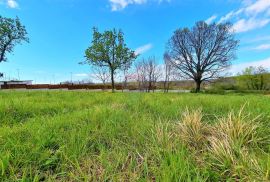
[0,91,269,181]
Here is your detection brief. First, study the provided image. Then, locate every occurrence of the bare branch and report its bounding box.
[167,21,239,92]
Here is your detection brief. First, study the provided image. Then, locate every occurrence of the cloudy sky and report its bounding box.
[0,0,270,83]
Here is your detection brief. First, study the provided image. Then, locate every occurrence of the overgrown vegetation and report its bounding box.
[177,108,270,181]
[208,66,270,94]
[0,91,269,181]
[237,66,270,90]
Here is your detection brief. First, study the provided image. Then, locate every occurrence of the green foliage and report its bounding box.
[0,91,269,181]
[237,66,270,90]
[0,16,29,63]
[210,77,238,91]
[83,27,136,91]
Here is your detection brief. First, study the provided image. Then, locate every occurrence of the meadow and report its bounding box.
[0,91,269,181]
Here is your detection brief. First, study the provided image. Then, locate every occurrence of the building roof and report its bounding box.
[0,80,33,82]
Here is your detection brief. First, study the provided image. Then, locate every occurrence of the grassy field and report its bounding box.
[0,91,269,181]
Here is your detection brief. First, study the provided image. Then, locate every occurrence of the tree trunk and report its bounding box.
[166,81,170,93]
[110,69,115,92]
[195,80,201,93]
[260,75,264,90]
[163,80,167,93]
[102,81,106,91]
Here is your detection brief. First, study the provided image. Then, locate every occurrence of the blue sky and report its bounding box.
[0,0,270,83]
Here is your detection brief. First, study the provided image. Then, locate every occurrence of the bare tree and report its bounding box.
[121,60,133,91]
[91,66,110,86]
[134,57,162,92]
[146,58,155,92]
[152,60,162,92]
[167,21,239,92]
[144,57,162,92]
[163,52,174,93]
[135,60,147,92]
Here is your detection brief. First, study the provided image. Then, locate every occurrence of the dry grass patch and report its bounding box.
[177,108,210,151]
[177,107,270,181]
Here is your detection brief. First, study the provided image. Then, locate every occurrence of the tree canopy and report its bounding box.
[167,21,239,92]
[0,16,29,63]
[84,27,136,92]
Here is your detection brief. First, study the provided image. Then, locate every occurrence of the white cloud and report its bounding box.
[135,43,153,55]
[218,0,270,33]
[230,57,270,74]
[0,0,19,8]
[232,18,270,33]
[251,44,270,51]
[245,0,270,14]
[205,15,217,24]
[7,0,19,8]
[218,9,244,23]
[109,0,170,11]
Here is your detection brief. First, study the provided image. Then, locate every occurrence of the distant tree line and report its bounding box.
[237,66,270,90]
[210,66,270,92]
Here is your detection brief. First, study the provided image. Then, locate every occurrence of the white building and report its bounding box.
[0,80,33,89]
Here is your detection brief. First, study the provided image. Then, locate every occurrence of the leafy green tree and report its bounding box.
[237,66,270,90]
[84,27,136,92]
[0,16,29,63]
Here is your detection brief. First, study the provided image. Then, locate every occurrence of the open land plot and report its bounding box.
[0,91,269,181]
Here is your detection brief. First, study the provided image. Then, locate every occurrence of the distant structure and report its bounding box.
[60,80,94,85]
[0,80,33,89]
